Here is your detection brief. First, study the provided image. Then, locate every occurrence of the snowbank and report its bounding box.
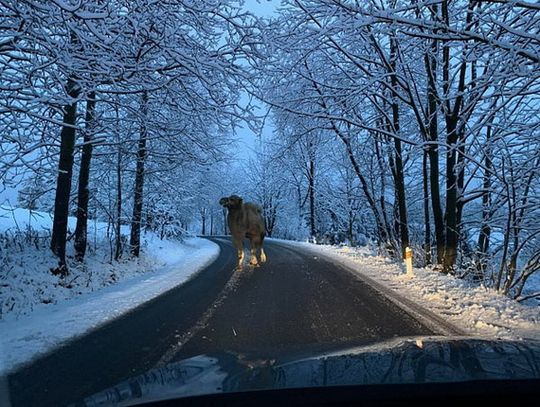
[0,206,220,375]
[277,240,540,341]
[0,236,219,375]
[0,206,200,320]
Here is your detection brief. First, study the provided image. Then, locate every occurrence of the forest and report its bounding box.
[1,0,539,302]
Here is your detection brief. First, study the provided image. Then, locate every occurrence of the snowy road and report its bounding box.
[163,238,448,365]
[7,238,459,407]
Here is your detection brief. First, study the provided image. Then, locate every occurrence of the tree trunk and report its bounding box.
[428,145,445,265]
[201,209,206,235]
[115,143,122,261]
[130,91,148,257]
[441,0,471,273]
[50,76,80,271]
[374,134,395,249]
[389,38,410,258]
[443,133,459,273]
[74,92,96,261]
[264,195,278,237]
[442,76,467,273]
[308,148,316,239]
[423,149,432,265]
[424,39,445,265]
[392,138,409,258]
[477,125,492,278]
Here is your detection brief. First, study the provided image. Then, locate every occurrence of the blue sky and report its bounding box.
[244,0,281,18]
[233,1,281,160]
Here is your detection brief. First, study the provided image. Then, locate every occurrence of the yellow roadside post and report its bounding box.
[405,247,414,277]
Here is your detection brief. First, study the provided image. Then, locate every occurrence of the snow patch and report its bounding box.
[0,236,219,375]
[0,206,220,375]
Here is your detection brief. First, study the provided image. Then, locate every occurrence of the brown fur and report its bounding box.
[219,195,267,269]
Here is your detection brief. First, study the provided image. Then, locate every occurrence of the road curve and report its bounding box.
[8,237,445,407]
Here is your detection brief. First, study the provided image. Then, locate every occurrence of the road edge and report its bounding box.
[269,240,466,337]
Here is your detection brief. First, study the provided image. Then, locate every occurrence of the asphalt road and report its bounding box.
[7,238,447,407]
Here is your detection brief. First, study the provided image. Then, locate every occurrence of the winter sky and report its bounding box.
[245,0,280,18]
[234,1,280,160]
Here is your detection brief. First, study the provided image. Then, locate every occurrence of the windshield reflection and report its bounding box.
[78,337,540,407]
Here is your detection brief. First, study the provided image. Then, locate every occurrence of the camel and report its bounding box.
[219,195,267,269]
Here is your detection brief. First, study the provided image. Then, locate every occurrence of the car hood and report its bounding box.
[76,336,540,406]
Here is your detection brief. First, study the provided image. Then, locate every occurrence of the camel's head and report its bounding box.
[219,195,243,210]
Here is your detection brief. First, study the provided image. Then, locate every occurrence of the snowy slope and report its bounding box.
[0,206,220,375]
[0,205,200,319]
[279,240,540,341]
[0,237,218,375]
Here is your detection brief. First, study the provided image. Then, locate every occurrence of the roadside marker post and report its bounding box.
[405,247,414,277]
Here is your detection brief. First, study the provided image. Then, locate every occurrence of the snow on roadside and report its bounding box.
[0,205,220,375]
[279,240,540,341]
[0,206,186,320]
[0,236,219,375]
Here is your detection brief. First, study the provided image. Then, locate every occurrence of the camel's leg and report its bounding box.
[249,236,259,267]
[260,233,267,263]
[233,236,244,269]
